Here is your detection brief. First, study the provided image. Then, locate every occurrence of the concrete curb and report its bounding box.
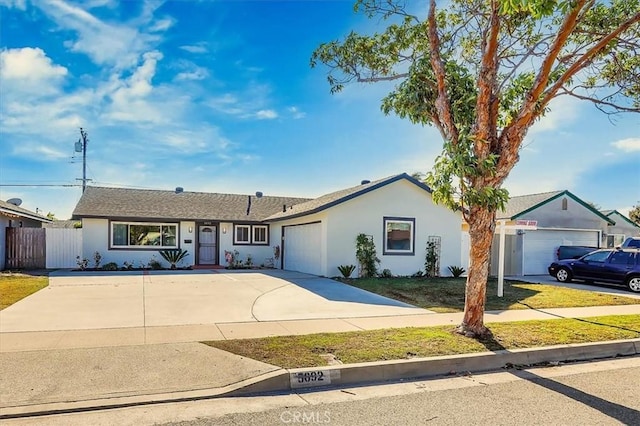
[227,338,640,396]
[2,338,639,419]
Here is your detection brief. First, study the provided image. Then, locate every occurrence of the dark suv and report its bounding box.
[548,248,640,293]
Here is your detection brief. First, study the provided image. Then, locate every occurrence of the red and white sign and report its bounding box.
[515,219,538,227]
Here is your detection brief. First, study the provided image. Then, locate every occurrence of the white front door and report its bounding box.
[198,226,217,264]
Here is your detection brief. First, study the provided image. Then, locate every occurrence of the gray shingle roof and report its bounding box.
[72,186,311,222]
[497,190,614,225]
[265,173,432,221]
[496,190,564,220]
[0,199,52,222]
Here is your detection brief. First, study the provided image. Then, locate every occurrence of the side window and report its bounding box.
[582,251,610,263]
[609,251,634,265]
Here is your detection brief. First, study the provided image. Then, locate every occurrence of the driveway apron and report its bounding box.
[0,270,430,334]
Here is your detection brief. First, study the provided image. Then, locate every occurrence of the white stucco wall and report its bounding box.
[272,179,462,277]
[219,221,276,267]
[82,218,195,268]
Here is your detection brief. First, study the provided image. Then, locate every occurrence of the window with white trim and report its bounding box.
[234,224,251,244]
[252,225,268,244]
[383,217,415,255]
[111,222,178,248]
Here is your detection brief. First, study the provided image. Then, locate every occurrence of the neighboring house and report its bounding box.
[600,210,640,247]
[481,190,614,276]
[1,199,52,270]
[71,173,462,277]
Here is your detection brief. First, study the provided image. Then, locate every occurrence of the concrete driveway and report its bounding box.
[0,269,430,333]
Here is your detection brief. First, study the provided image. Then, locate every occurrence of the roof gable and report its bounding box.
[265,173,432,222]
[604,210,640,229]
[497,190,614,225]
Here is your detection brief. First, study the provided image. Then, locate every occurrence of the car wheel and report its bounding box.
[626,276,640,293]
[555,267,572,283]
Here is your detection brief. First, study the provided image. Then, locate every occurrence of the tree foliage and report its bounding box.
[630,205,640,225]
[313,0,640,337]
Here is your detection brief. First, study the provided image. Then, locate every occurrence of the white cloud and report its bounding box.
[288,106,306,119]
[180,44,208,54]
[0,0,26,10]
[256,109,277,120]
[174,64,209,81]
[527,95,582,136]
[611,138,640,153]
[0,47,67,81]
[37,0,164,69]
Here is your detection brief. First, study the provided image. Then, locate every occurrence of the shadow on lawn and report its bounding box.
[518,302,640,334]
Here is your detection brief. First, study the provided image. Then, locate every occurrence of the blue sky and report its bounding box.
[1,0,638,220]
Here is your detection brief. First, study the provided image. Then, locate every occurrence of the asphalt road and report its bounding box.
[6,356,639,426]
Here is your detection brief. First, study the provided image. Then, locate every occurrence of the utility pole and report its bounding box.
[75,128,90,192]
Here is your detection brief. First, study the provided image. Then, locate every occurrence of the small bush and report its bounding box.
[102,262,118,271]
[93,251,102,269]
[148,258,163,270]
[76,256,88,270]
[379,268,393,278]
[337,264,356,278]
[447,265,466,278]
[411,270,424,278]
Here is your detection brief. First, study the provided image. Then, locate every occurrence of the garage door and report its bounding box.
[283,223,322,275]
[523,229,599,275]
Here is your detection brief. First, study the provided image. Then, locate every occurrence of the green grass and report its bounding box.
[341,277,639,313]
[0,273,49,310]
[206,314,640,368]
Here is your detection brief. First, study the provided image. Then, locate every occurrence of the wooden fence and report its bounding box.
[5,227,46,269]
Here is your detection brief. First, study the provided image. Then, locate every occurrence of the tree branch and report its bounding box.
[474,0,500,157]
[540,9,640,109]
[428,0,459,145]
[559,88,640,113]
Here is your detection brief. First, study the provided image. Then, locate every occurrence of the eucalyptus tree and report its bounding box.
[312,0,640,337]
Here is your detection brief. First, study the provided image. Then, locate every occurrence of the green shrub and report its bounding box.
[337,264,356,278]
[356,234,380,278]
[158,249,189,269]
[447,265,466,278]
[148,258,163,270]
[102,262,118,271]
[379,268,393,278]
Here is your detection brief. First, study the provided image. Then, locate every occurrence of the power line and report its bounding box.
[0,184,80,187]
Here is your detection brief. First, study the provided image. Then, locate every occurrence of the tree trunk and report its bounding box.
[456,206,496,338]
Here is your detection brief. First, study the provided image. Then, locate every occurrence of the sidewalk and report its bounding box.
[2,303,640,419]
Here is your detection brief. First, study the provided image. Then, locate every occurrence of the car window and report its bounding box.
[582,251,611,263]
[628,240,640,248]
[609,251,635,265]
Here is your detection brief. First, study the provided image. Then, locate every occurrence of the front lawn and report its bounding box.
[0,273,49,310]
[206,314,640,368]
[342,277,638,312]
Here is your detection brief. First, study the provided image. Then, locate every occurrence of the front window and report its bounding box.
[383,217,415,255]
[606,234,626,248]
[234,225,251,244]
[234,224,269,245]
[252,225,268,244]
[111,222,178,248]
